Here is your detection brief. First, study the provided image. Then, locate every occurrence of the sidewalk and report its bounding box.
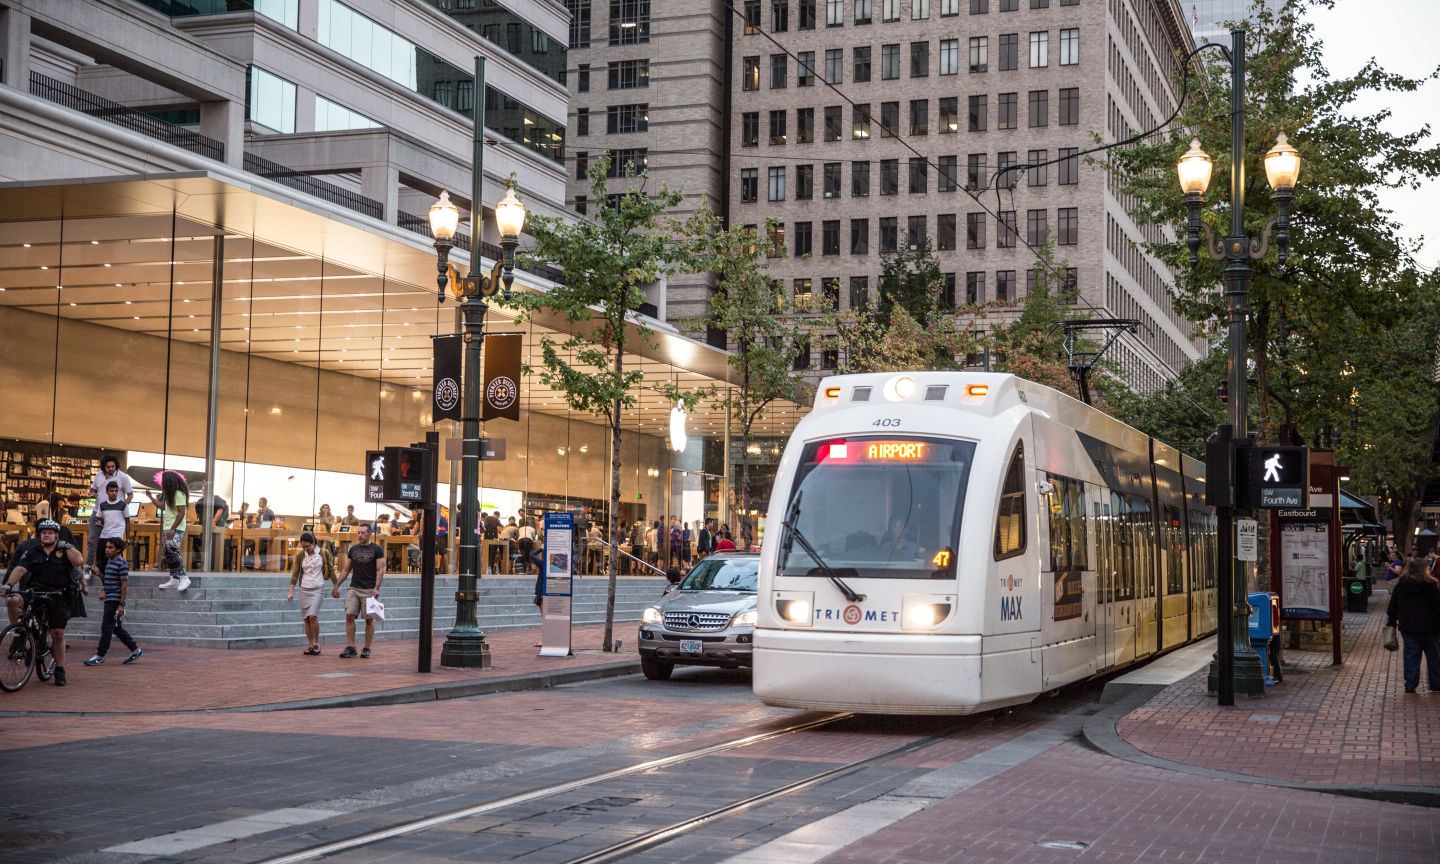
[0,622,638,715]
[1114,588,1440,793]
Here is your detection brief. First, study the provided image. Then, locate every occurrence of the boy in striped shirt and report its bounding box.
[84,538,142,666]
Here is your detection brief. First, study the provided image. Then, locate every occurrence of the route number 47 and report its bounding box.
[872,418,901,427]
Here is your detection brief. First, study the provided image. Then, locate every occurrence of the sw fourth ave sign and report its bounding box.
[1236,445,1309,510]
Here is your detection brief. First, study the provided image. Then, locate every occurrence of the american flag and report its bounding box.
[1192,5,1199,26]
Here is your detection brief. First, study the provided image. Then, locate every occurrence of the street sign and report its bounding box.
[1237,518,1258,562]
[363,447,429,504]
[539,511,574,658]
[1237,445,1308,509]
[364,450,385,503]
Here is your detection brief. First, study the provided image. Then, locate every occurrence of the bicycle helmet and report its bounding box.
[35,519,61,533]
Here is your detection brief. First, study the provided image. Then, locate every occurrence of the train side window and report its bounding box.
[1095,500,1109,604]
[993,443,1027,560]
[1113,491,1134,601]
[1046,475,1086,572]
[1165,505,1183,595]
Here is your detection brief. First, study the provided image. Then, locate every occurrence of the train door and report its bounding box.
[1096,496,1116,670]
[1132,494,1157,659]
[1112,491,1136,666]
[1160,504,1188,650]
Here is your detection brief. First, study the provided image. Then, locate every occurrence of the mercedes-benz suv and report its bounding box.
[637,553,759,680]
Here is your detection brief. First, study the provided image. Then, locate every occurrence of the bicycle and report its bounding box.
[0,588,64,692]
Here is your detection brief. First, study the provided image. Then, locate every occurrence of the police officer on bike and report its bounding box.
[5,519,84,686]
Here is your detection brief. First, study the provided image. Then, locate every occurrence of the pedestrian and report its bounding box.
[1386,549,1404,582]
[629,520,645,574]
[1386,558,1440,693]
[484,510,502,574]
[645,520,659,568]
[83,537,142,667]
[87,454,133,575]
[152,471,191,592]
[680,521,693,567]
[288,531,335,656]
[697,518,714,561]
[332,523,384,659]
[716,526,736,553]
[341,504,361,526]
[3,519,83,686]
[517,519,537,573]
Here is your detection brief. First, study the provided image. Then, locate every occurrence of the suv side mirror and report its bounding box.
[662,583,678,594]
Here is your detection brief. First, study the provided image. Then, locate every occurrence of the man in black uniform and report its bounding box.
[4,519,83,686]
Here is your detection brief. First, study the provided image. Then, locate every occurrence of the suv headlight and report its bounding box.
[642,607,663,624]
[732,609,758,626]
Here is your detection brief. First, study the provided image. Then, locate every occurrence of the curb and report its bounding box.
[1081,685,1440,809]
[0,659,642,718]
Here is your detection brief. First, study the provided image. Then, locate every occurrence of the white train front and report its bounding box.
[753,371,1218,715]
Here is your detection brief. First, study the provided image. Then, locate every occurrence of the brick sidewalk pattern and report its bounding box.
[0,623,629,714]
[1117,593,1440,788]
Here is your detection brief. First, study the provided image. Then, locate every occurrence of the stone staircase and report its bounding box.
[65,572,668,649]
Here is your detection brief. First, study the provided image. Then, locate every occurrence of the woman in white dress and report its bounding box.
[287,531,335,655]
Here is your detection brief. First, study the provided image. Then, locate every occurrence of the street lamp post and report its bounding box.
[428,55,526,669]
[1177,30,1301,706]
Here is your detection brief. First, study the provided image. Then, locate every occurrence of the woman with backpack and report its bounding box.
[1386,558,1440,693]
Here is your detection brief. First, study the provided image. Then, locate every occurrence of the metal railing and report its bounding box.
[243,153,384,219]
[29,71,225,161]
[397,209,566,285]
[590,537,668,577]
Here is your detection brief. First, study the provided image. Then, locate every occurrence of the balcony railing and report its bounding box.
[398,209,565,285]
[30,71,224,161]
[243,153,384,220]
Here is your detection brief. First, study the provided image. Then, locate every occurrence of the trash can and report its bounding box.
[1345,576,1368,612]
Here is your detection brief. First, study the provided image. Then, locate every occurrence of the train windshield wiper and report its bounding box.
[781,492,865,603]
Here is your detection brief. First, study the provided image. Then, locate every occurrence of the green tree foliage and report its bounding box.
[502,156,682,652]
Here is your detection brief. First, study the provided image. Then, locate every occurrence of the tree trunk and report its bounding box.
[603,349,623,653]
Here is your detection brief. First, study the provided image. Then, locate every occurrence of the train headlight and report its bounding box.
[774,591,813,626]
[902,594,954,630]
[732,609,758,626]
[642,606,663,625]
[883,374,916,402]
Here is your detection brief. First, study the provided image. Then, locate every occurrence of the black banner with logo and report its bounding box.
[431,334,463,423]
[482,333,522,422]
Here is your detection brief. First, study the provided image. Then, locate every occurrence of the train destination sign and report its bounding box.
[821,440,935,462]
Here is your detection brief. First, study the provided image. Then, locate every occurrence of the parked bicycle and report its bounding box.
[0,588,63,692]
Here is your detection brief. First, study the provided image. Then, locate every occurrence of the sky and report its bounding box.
[1307,0,1440,269]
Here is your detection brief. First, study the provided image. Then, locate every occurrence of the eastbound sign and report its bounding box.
[1237,445,1308,509]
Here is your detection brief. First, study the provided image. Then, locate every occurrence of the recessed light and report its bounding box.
[90,240,98,245]
[22,243,30,248]
[132,316,140,320]
[116,283,123,288]
[69,302,76,306]
[104,263,111,268]
[40,265,48,270]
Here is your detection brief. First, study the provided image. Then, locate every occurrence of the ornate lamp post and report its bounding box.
[428,56,527,668]
[1177,30,1301,706]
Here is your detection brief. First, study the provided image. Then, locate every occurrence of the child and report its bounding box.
[94,480,128,574]
[84,538,142,666]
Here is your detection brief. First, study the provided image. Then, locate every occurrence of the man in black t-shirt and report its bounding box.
[333,523,385,658]
[5,520,84,686]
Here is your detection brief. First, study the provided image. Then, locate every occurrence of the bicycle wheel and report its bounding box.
[0,625,36,692]
[35,629,54,682]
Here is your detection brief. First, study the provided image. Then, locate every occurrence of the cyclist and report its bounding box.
[4,519,83,686]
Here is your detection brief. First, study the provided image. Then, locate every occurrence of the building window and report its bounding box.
[1026,208,1047,245]
[609,59,650,89]
[966,212,986,248]
[852,104,871,138]
[742,56,760,90]
[574,194,588,214]
[793,278,814,313]
[853,46,872,81]
[1031,0,1048,7]
[967,271,985,303]
[576,106,589,136]
[607,148,647,176]
[823,220,841,255]
[969,36,988,72]
[880,158,899,195]
[939,155,958,191]
[768,166,786,201]
[880,101,899,137]
[939,39,960,75]
[1029,31,1048,67]
[999,0,1017,8]
[1059,28,1079,65]
[995,151,1017,188]
[608,0,651,45]
[997,210,1016,247]
[744,0,762,33]
[1060,0,1077,5]
[1059,147,1078,184]
[764,222,784,257]
[1028,89,1048,127]
[907,215,927,248]
[998,92,1017,129]
[800,0,817,28]
[997,269,1015,303]
[742,111,759,146]
[315,95,380,132]
[822,277,840,311]
[883,0,901,20]
[1027,148,1048,185]
[793,338,811,369]
[568,0,591,48]
[850,275,869,307]
[741,168,758,202]
[968,95,987,131]
[938,212,957,249]
[851,219,869,254]
[826,48,843,83]
[998,33,1018,71]
[796,164,814,199]
[795,223,813,256]
[879,216,898,252]
[1058,207,1078,244]
[773,0,790,31]
[971,0,988,12]
[1059,87,1078,124]
[828,0,845,25]
[798,107,815,142]
[770,109,788,144]
[967,153,987,189]
[941,272,957,307]
[909,157,928,192]
[607,103,649,133]
[910,99,929,135]
[247,66,296,134]
[771,53,788,88]
[910,41,929,77]
[578,64,590,92]
[824,161,843,197]
[933,97,957,134]
[881,43,900,80]
[856,0,873,24]
[913,0,930,18]
[852,160,870,196]
[798,51,817,85]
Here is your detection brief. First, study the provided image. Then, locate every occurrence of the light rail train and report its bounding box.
[753,371,1218,715]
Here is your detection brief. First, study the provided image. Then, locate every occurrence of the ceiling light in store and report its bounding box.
[116,284,123,288]
[183,298,190,302]
[40,265,48,270]
[22,243,29,248]
[132,316,140,320]
[104,263,111,268]
[69,302,76,307]
[125,300,132,304]
[90,240,98,245]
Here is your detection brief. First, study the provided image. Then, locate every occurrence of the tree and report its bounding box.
[503,155,683,652]
[1099,346,1228,457]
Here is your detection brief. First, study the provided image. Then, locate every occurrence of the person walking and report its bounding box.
[94,481,128,572]
[152,471,191,592]
[83,537,142,667]
[333,523,384,659]
[1386,558,1440,693]
[288,531,335,656]
[87,454,133,576]
[697,518,714,561]
[517,519,537,574]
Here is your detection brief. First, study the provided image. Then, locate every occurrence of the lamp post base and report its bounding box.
[1207,652,1267,697]
[440,629,493,668]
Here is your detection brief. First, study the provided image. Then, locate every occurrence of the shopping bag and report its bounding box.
[364,596,386,622]
[1382,625,1399,652]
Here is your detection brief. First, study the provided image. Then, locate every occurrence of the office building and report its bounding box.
[1185,0,1282,45]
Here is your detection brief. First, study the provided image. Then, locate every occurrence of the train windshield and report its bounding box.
[779,436,975,580]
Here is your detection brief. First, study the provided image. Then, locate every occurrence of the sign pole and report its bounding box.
[418,431,439,673]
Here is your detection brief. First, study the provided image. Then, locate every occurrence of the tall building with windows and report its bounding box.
[563,1,730,327]
[1185,0,1282,44]
[727,0,1201,392]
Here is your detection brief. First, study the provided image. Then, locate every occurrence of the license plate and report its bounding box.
[679,640,703,654]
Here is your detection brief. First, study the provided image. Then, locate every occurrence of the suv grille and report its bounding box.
[663,611,731,631]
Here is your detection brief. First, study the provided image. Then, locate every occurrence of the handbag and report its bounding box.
[364,596,386,622]
[1382,625,1399,652]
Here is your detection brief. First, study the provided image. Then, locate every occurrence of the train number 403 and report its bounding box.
[872,418,902,427]
[1000,595,1023,621]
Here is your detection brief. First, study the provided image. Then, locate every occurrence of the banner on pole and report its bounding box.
[431,334,463,423]
[481,333,522,422]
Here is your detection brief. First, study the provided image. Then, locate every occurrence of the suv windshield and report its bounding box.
[680,557,759,592]
[780,436,975,580]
